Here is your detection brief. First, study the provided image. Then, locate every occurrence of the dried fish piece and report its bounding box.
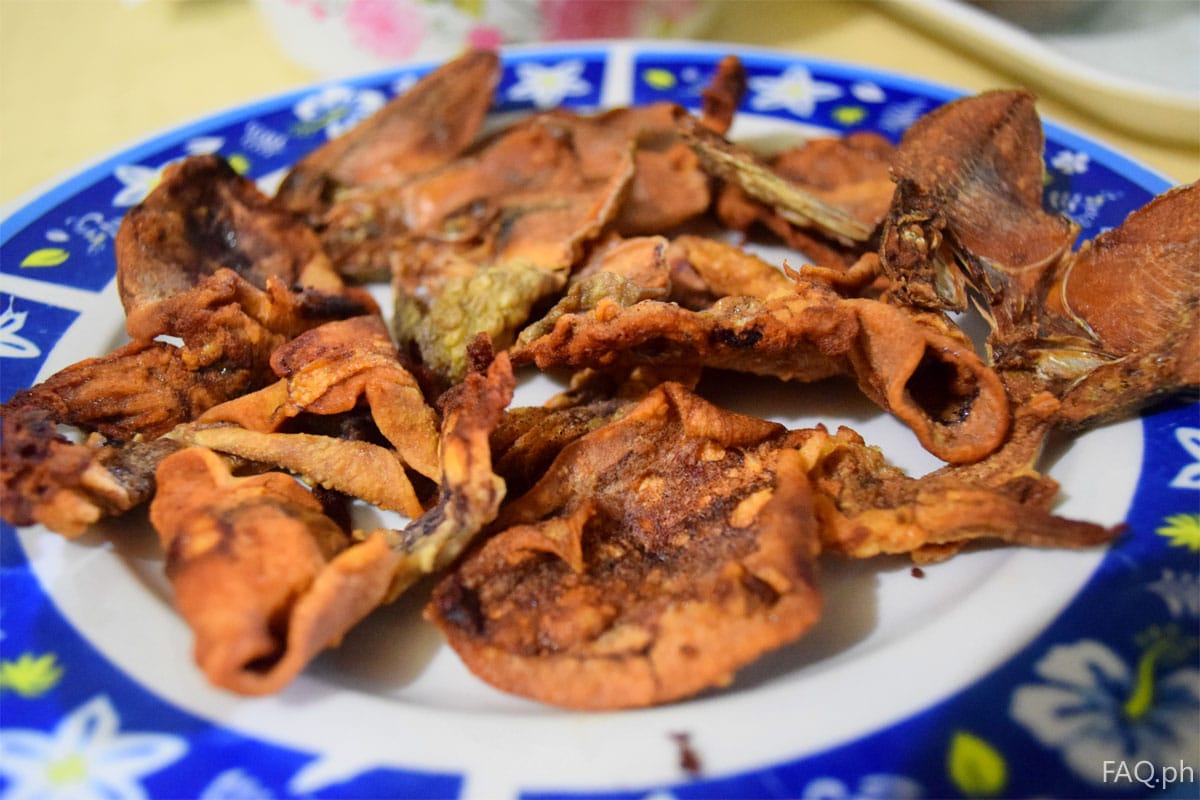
[680,112,879,245]
[384,339,515,595]
[880,90,1198,425]
[427,383,821,709]
[715,132,895,268]
[275,49,501,220]
[116,155,348,341]
[515,265,1010,464]
[319,56,742,284]
[1,406,182,536]
[1025,181,1200,426]
[880,90,1079,317]
[150,446,402,695]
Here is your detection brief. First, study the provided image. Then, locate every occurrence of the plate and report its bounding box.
[1,42,1197,799]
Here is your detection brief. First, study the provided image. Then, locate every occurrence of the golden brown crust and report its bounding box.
[150,446,401,695]
[427,384,821,709]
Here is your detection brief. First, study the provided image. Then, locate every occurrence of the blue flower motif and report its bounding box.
[507,59,592,109]
[1169,427,1200,489]
[292,85,386,139]
[0,298,40,360]
[1050,148,1091,176]
[1011,638,1200,786]
[0,695,186,798]
[747,65,842,117]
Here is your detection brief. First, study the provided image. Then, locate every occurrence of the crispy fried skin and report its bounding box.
[383,339,516,595]
[4,339,259,442]
[880,91,1198,425]
[388,117,637,387]
[1028,181,1200,425]
[789,420,1117,562]
[198,316,439,480]
[181,317,437,518]
[275,49,501,220]
[665,234,795,307]
[0,269,377,533]
[116,155,346,340]
[880,90,1079,316]
[1,406,183,536]
[319,58,741,284]
[3,270,377,443]
[715,132,895,266]
[515,269,1009,463]
[491,399,634,498]
[150,446,402,695]
[427,383,821,709]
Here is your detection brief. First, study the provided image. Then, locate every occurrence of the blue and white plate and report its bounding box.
[2,42,1197,800]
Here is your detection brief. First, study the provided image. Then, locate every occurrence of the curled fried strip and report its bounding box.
[150,446,401,695]
[384,341,515,596]
[790,423,1117,561]
[515,270,1009,463]
[199,315,439,481]
[181,427,425,518]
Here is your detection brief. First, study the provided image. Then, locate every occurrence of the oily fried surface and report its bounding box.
[880,90,1079,315]
[116,155,345,340]
[788,421,1117,562]
[427,383,820,709]
[7,53,1184,707]
[384,339,516,595]
[150,446,401,695]
[197,315,440,476]
[275,49,501,220]
[515,269,1009,464]
[0,268,376,536]
[4,338,260,442]
[181,316,439,518]
[0,406,183,536]
[491,398,634,498]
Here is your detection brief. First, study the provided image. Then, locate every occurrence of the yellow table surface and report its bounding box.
[2,0,1197,211]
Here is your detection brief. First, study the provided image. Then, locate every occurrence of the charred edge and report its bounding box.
[905,349,979,426]
[711,327,764,348]
[295,290,375,320]
[434,576,485,635]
